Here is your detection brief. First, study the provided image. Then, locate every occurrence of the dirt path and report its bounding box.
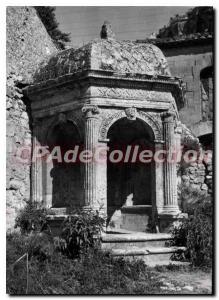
[153,268,212,294]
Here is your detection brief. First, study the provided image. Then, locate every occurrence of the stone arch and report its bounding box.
[46,112,82,145]
[43,112,83,208]
[99,109,162,141]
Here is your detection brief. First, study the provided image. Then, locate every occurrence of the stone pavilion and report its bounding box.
[25,23,185,233]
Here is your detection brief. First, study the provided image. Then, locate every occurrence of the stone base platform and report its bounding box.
[108,205,152,232]
[101,231,187,266]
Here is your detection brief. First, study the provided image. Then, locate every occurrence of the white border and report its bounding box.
[1,2,218,299]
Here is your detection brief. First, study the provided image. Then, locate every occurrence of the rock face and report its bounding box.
[6,7,57,230]
[177,123,212,210]
[7,6,57,84]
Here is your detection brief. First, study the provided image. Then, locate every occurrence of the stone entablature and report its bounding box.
[25,70,185,120]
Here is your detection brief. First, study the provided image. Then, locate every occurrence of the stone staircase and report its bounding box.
[101,229,186,266]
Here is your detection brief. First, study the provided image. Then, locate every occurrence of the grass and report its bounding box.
[6,233,212,295]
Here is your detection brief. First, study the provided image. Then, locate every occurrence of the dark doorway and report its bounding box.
[48,121,83,208]
[107,117,155,229]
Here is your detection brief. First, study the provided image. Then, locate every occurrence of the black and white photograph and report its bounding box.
[6,4,214,295]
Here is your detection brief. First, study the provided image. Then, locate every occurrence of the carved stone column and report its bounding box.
[162,112,180,214]
[82,105,100,209]
[96,139,109,214]
[31,121,42,205]
[153,139,165,215]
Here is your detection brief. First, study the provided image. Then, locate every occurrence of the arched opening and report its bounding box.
[106,117,155,231]
[200,66,213,121]
[47,120,83,208]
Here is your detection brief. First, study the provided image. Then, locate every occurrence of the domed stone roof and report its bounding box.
[33,24,171,83]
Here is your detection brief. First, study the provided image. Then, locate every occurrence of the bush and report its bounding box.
[170,199,213,267]
[60,209,105,258]
[15,201,49,234]
[180,185,210,213]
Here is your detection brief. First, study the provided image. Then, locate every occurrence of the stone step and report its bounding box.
[101,231,186,266]
[107,246,186,256]
[103,245,186,266]
[101,232,172,249]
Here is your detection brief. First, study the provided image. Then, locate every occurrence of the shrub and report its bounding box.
[15,201,49,234]
[180,184,210,213]
[60,209,105,258]
[170,199,213,267]
[7,232,55,262]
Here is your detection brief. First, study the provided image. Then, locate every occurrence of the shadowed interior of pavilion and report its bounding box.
[46,120,83,209]
[107,117,156,232]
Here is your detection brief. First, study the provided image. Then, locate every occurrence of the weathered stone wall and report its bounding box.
[163,44,213,128]
[6,6,57,230]
[161,43,213,202]
[177,123,212,210]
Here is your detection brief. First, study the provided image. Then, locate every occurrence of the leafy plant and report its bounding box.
[170,199,213,267]
[35,6,70,50]
[60,209,105,258]
[179,185,210,213]
[15,201,50,234]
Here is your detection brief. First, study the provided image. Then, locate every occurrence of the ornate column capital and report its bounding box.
[82,105,100,119]
[175,121,183,134]
[161,111,176,123]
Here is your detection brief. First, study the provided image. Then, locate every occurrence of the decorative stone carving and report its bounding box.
[138,111,163,140]
[82,105,100,119]
[161,111,176,122]
[58,112,67,124]
[94,86,172,102]
[99,110,124,140]
[34,38,171,84]
[99,109,163,141]
[125,107,137,120]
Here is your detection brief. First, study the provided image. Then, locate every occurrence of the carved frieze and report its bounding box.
[99,108,163,141]
[92,86,172,102]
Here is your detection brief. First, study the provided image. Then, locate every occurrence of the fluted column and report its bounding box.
[82,105,100,208]
[162,112,180,214]
[31,121,42,205]
[154,140,165,214]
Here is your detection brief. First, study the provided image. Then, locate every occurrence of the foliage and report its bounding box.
[157,6,213,38]
[60,210,105,258]
[6,233,164,295]
[179,185,211,213]
[170,199,213,267]
[35,6,70,50]
[15,201,49,234]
